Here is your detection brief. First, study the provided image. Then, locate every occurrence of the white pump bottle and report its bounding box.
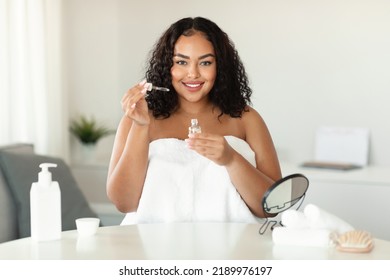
[30,163,62,241]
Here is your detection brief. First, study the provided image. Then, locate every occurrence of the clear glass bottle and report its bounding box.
[188,119,202,134]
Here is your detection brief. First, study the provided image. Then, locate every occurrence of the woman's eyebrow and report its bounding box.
[173,53,190,59]
[199,53,215,59]
[174,53,215,59]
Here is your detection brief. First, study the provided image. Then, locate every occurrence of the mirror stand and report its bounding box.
[259,173,309,235]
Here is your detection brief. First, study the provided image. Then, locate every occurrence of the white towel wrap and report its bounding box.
[121,136,262,225]
[304,203,354,234]
[281,209,311,229]
[273,204,355,247]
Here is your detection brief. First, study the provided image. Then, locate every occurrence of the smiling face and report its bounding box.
[171,31,217,106]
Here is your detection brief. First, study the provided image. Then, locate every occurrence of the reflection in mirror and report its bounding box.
[259,174,309,235]
[263,174,309,215]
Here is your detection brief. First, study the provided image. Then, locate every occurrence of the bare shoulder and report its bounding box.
[241,106,269,136]
[241,106,274,156]
[241,106,281,180]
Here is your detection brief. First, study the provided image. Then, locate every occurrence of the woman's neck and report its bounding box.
[176,98,215,117]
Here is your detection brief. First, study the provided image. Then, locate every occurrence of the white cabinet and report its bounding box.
[281,163,390,240]
[71,164,125,226]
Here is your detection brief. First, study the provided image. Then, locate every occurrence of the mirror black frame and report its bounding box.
[259,173,309,235]
[262,173,309,216]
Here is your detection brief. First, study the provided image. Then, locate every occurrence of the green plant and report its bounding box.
[70,115,114,144]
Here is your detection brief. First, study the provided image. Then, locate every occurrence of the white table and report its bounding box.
[0,223,389,260]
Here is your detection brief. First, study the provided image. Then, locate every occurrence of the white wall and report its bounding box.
[63,0,390,166]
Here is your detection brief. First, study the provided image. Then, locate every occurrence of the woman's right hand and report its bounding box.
[121,80,150,125]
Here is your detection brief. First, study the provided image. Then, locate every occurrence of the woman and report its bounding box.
[107,17,281,224]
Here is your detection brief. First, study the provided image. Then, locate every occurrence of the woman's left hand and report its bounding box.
[185,133,235,166]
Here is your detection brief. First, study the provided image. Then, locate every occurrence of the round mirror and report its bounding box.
[262,173,309,216]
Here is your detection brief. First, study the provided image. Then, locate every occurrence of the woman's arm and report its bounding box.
[106,118,149,213]
[106,82,151,213]
[228,107,281,217]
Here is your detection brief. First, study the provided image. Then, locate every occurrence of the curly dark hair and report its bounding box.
[145,17,252,119]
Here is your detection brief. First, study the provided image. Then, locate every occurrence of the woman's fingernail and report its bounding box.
[139,79,147,86]
[131,103,136,109]
[144,82,152,91]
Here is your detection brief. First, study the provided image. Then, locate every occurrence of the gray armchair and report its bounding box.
[0,144,98,243]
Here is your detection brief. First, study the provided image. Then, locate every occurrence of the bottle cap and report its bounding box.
[38,163,57,187]
[191,119,198,126]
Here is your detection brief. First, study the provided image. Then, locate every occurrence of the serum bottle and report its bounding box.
[189,119,202,134]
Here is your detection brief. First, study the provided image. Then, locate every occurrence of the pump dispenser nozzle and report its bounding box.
[38,163,57,187]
